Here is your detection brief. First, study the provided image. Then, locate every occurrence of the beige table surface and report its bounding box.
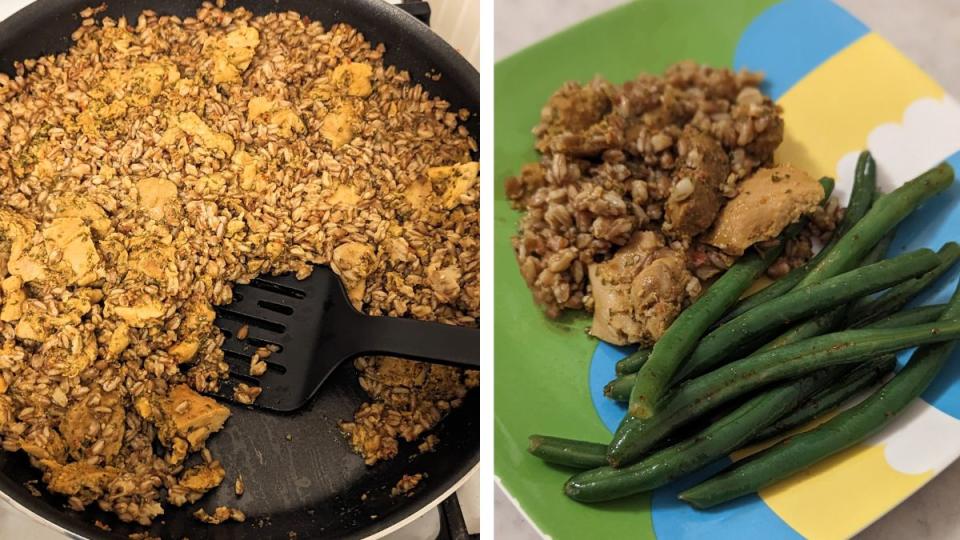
[495,0,960,538]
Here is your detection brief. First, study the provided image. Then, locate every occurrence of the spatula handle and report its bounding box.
[352,315,480,368]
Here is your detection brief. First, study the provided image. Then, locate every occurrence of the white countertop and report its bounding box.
[495,0,960,538]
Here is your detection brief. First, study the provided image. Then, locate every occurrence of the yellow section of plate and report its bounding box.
[776,32,944,178]
[761,443,932,540]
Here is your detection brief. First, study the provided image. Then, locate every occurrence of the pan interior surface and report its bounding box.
[0,1,479,538]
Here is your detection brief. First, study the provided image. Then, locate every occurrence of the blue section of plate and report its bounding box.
[651,460,802,540]
[894,150,960,419]
[733,0,867,99]
[588,342,633,432]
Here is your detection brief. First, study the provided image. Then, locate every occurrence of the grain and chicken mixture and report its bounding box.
[505,62,836,345]
[0,1,478,526]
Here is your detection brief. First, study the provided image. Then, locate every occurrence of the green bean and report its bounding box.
[628,247,785,418]
[674,249,939,381]
[679,283,960,509]
[615,348,650,376]
[796,162,953,288]
[565,370,835,502]
[604,373,634,402]
[850,242,960,327]
[746,355,896,445]
[607,318,960,467]
[751,231,897,355]
[862,303,947,330]
[719,177,843,324]
[528,435,608,469]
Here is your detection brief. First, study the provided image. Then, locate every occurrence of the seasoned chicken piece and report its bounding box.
[664,127,730,238]
[0,210,45,283]
[105,322,130,361]
[404,179,434,208]
[210,26,260,84]
[427,263,462,303]
[428,162,480,210]
[246,96,305,137]
[154,385,230,451]
[60,390,125,461]
[128,242,177,284]
[320,101,356,149]
[42,217,102,286]
[20,430,67,462]
[0,275,25,322]
[332,62,374,97]
[46,462,119,504]
[15,301,49,341]
[136,178,179,223]
[111,296,166,328]
[170,460,225,505]
[327,184,361,206]
[53,194,111,236]
[332,242,378,309]
[704,165,824,256]
[167,298,215,363]
[232,149,260,189]
[588,231,692,345]
[176,112,235,155]
[534,78,623,156]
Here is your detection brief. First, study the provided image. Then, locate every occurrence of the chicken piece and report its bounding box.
[332,62,374,97]
[704,165,824,256]
[247,96,276,122]
[173,461,225,505]
[42,217,102,286]
[105,322,130,361]
[15,301,49,341]
[210,26,260,84]
[427,263,462,303]
[136,178,179,223]
[0,275,25,322]
[46,462,119,504]
[232,150,260,189]
[177,112,235,155]
[534,78,623,156]
[128,242,177,283]
[112,296,166,328]
[320,101,356,149]
[0,210,45,283]
[154,384,230,451]
[404,179,434,209]
[428,162,480,210]
[331,242,378,309]
[588,231,692,345]
[126,62,180,106]
[167,298,215,363]
[53,194,111,236]
[60,391,125,461]
[269,108,305,137]
[328,184,361,206]
[664,128,730,238]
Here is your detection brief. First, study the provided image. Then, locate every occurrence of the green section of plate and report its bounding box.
[494,0,778,537]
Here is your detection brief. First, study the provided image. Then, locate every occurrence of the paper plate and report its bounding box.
[494,0,960,537]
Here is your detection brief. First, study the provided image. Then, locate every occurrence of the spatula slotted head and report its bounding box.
[209,267,356,412]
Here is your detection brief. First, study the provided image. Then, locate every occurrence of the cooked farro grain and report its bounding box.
[0,2,478,526]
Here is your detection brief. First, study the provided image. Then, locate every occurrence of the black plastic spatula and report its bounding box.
[208,265,480,412]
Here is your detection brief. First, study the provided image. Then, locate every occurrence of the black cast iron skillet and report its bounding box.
[0,1,480,538]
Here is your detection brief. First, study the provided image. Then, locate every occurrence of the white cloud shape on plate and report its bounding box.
[865,399,960,475]
[834,96,960,205]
